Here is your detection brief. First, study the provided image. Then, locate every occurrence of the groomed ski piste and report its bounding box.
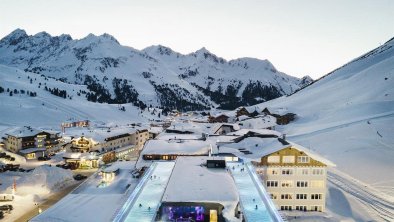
[113,161,175,222]
[228,162,284,222]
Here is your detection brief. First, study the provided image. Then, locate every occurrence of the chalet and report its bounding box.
[212,124,239,135]
[65,128,150,169]
[63,152,99,169]
[271,113,297,125]
[262,107,271,115]
[257,141,334,212]
[2,126,61,159]
[236,107,250,117]
[208,114,229,123]
[231,130,280,143]
[217,137,334,213]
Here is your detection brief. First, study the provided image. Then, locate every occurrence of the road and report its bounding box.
[14,170,96,222]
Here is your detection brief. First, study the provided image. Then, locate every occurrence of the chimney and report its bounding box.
[282,134,286,140]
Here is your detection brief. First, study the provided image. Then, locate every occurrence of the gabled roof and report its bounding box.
[218,137,335,167]
[5,126,42,138]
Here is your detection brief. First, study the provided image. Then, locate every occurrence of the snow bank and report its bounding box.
[16,165,74,195]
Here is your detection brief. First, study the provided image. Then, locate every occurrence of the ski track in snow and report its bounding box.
[288,111,394,139]
[328,170,394,222]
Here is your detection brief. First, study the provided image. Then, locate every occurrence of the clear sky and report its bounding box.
[1,0,393,78]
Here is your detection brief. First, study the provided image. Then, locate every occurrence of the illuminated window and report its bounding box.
[312,169,324,175]
[299,168,309,175]
[281,181,293,187]
[282,156,295,163]
[267,156,280,163]
[310,180,324,188]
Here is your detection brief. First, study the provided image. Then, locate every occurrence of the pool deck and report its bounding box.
[113,161,176,222]
[228,162,283,222]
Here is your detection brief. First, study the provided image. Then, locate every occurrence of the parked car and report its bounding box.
[0,204,13,211]
[74,174,87,180]
[37,156,51,161]
[61,164,71,169]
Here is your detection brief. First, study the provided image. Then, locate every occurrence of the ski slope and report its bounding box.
[256,37,394,221]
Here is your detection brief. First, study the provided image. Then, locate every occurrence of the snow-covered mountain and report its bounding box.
[258,36,394,197]
[0,64,164,130]
[0,29,311,111]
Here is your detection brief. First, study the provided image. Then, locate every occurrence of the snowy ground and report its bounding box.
[31,161,138,222]
[0,165,76,221]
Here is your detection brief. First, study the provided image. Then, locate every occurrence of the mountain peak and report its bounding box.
[9,28,27,37]
[33,31,51,39]
[81,33,119,44]
[0,28,28,45]
[100,33,119,44]
[194,47,210,54]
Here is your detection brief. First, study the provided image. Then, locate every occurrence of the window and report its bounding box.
[296,206,307,211]
[296,194,307,200]
[297,156,310,163]
[281,181,293,188]
[270,193,278,200]
[312,169,324,175]
[267,181,278,187]
[299,168,309,175]
[296,181,308,187]
[281,194,292,200]
[311,206,323,212]
[280,206,292,211]
[310,180,324,188]
[282,156,295,163]
[311,194,322,200]
[268,169,279,175]
[267,156,280,163]
[282,169,293,175]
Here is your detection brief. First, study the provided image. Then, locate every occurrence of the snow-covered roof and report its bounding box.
[66,126,138,143]
[141,139,211,155]
[211,123,240,134]
[19,147,46,154]
[162,156,239,203]
[219,137,335,166]
[239,116,276,129]
[62,152,99,160]
[5,126,42,137]
[102,164,120,173]
[227,128,281,137]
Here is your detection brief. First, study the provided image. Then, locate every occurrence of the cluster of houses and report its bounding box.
[208,106,296,125]
[135,115,333,215]
[1,106,333,219]
[0,125,152,170]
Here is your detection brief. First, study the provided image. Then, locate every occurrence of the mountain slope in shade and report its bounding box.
[0,64,158,129]
[259,37,394,192]
[0,29,311,110]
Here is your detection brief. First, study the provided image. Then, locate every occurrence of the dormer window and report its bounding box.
[298,156,310,163]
